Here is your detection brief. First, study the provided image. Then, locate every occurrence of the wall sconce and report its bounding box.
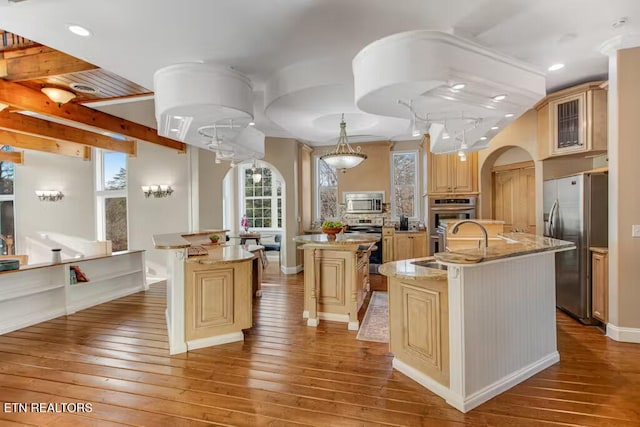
[41,87,76,106]
[141,185,174,198]
[35,190,64,201]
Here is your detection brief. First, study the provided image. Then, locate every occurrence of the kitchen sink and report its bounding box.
[411,260,447,270]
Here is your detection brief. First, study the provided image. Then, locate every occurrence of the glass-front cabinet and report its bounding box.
[536,81,608,158]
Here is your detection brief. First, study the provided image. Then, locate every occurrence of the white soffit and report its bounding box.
[353,30,546,153]
[153,63,258,148]
[264,57,410,145]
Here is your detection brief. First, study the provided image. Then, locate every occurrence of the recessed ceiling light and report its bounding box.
[505,113,515,118]
[492,94,507,101]
[480,136,487,140]
[248,121,255,126]
[548,63,565,72]
[451,83,465,90]
[67,24,91,37]
[442,96,456,101]
[485,105,496,110]
[491,126,499,130]
[170,128,180,132]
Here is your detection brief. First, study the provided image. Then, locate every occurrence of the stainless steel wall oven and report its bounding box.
[428,197,477,255]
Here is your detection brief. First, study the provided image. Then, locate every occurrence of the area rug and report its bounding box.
[356,291,389,343]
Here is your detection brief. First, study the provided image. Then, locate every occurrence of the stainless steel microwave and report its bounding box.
[344,192,384,213]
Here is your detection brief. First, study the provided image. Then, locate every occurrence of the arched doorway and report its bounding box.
[222,160,286,265]
[480,146,536,233]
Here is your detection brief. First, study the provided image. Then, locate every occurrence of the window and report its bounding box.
[391,151,418,219]
[0,146,15,255]
[240,162,282,229]
[315,157,338,220]
[96,150,128,251]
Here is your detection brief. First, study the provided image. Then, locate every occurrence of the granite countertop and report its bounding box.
[435,232,575,265]
[590,247,609,254]
[294,233,380,248]
[153,230,229,249]
[394,230,427,234]
[185,245,256,264]
[378,257,447,281]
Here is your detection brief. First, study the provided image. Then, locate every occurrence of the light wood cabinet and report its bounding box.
[184,260,253,342]
[591,249,608,323]
[536,81,607,159]
[382,227,394,263]
[426,137,478,195]
[394,232,428,261]
[493,165,536,233]
[388,277,449,387]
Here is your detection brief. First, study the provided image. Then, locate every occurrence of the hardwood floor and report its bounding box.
[0,265,639,426]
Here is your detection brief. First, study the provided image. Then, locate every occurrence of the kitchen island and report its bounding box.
[153,231,255,355]
[294,233,379,330]
[379,232,574,413]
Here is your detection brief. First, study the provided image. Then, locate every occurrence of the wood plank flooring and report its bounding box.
[0,265,639,426]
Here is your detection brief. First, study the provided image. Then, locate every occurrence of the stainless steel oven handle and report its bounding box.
[430,207,476,211]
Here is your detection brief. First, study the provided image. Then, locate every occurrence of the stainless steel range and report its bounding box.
[344,222,383,272]
[428,196,476,255]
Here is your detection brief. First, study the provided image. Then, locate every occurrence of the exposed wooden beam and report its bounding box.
[0,129,91,160]
[0,150,23,164]
[0,111,136,155]
[0,46,97,81]
[0,79,186,152]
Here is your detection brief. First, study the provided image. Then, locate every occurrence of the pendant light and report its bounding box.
[251,160,262,183]
[320,114,367,170]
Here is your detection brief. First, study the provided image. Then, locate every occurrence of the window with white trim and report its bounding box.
[239,162,282,229]
[315,157,338,221]
[391,150,418,219]
[0,146,15,255]
[96,150,128,251]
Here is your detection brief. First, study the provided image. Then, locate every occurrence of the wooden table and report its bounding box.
[239,232,261,245]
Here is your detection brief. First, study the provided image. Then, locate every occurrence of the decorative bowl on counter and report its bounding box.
[321,227,343,240]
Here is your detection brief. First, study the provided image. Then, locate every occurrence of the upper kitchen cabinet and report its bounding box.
[536,81,608,159]
[426,137,478,195]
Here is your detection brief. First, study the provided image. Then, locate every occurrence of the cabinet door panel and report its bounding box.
[591,252,608,322]
[383,235,394,263]
[429,154,452,193]
[394,235,413,261]
[453,154,474,193]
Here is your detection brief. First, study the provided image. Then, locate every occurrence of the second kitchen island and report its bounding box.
[294,233,379,330]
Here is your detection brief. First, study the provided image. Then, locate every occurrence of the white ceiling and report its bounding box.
[1,0,639,146]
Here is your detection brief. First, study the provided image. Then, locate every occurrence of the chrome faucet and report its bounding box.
[450,220,489,252]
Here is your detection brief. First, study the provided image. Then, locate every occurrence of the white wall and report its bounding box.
[127,141,190,280]
[14,150,95,254]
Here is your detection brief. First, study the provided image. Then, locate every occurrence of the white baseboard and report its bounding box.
[606,323,640,343]
[302,310,309,318]
[348,321,360,331]
[186,332,244,351]
[392,358,453,406]
[303,310,351,327]
[282,264,303,275]
[306,318,319,327]
[458,351,560,412]
[0,307,67,335]
[393,352,560,413]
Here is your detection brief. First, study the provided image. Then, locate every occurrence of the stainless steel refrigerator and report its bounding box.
[543,172,608,324]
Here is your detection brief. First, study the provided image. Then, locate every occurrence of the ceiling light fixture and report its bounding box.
[248,121,255,126]
[548,63,565,71]
[320,114,367,171]
[251,160,262,183]
[451,83,466,90]
[66,24,92,37]
[491,126,499,130]
[492,94,507,101]
[41,87,76,106]
[505,113,515,118]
